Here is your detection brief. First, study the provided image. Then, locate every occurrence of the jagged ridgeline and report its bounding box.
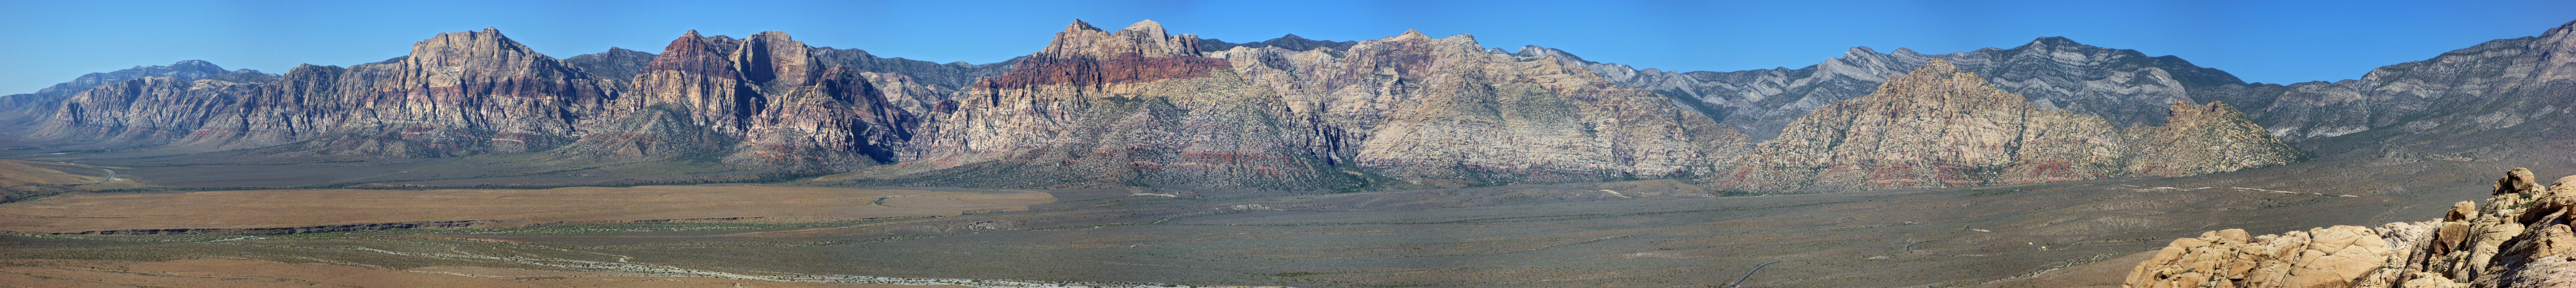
[0,20,2313,192]
[868,20,1740,192]
[1709,60,2300,193]
[2127,168,2576,287]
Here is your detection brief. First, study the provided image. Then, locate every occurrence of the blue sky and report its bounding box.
[4,0,2572,92]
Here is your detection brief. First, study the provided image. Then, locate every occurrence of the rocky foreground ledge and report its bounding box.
[2124,168,2576,288]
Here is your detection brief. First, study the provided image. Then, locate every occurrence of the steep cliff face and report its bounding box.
[31,77,265,146]
[28,28,621,158]
[0,60,270,122]
[297,27,621,157]
[20,20,2461,192]
[2126,168,2576,288]
[875,20,1739,191]
[544,30,924,171]
[1232,31,1738,188]
[1710,60,2295,192]
[21,28,933,171]
[1571,37,2253,141]
[1582,19,2576,170]
[882,20,1357,191]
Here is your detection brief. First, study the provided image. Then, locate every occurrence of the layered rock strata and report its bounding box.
[0,60,270,122]
[21,28,935,171]
[2125,168,2576,288]
[38,28,625,156]
[1569,37,2248,141]
[1710,60,2297,192]
[874,20,1741,191]
[1579,20,2576,169]
[5,21,2325,192]
[516,30,926,170]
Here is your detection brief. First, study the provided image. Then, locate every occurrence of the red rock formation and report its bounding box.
[27,28,918,171]
[879,20,1740,191]
[1,22,2293,192]
[562,30,920,171]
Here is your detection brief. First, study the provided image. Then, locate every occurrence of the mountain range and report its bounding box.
[4,19,2571,196]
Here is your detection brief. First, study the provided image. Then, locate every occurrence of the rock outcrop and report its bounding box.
[1567,37,2248,141]
[1710,60,2297,192]
[863,20,1740,192]
[2,20,2313,192]
[537,30,925,171]
[25,20,2458,193]
[19,28,942,172]
[2124,168,2576,288]
[0,60,270,122]
[1578,19,2576,170]
[27,28,627,156]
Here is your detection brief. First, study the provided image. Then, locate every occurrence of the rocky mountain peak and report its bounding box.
[1121,19,1166,34]
[1714,58,2295,192]
[736,31,819,87]
[1890,47,1923,57]
[404,28,549,71]
[1034,19,1202,60]
[1396,29,1429,40]
[1876,59,2008,101]
[389,28,586,92]
[29,60,243,95]
[2027,36,2083,48]
[164,60,221,72]
[645,30,741,79]
[2548,18,2576,39]
[1841,46,1882,58]
[413,28,519,52]
[1513,45,1580,61]
[1828,59,2039,124]
[2528,19,2576,81]
[1064,19,1102,32]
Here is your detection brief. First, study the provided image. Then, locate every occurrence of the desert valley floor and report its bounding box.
[0,150,2527,288]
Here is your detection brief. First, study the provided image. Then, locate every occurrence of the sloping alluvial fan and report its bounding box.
[2126,168,2576,288]
[0,20,2372,192]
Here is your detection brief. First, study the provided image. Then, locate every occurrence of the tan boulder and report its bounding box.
[2125,168,2576,288]
[2495,167,2543,195]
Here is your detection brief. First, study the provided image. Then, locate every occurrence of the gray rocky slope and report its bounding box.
[1556,37,2246,141]
[1570,19,2576,169]
[0,60,272,122]
[9,19,2571,193]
